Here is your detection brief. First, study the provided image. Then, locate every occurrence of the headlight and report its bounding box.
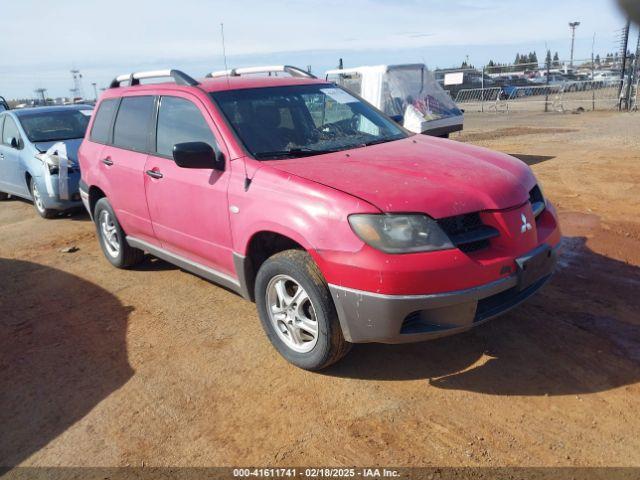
[35,153,75,175]
[348,214,454,254]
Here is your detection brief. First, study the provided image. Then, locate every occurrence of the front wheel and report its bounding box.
[94,197,145,268]
[30,178,57,219]
[255,250,351,370]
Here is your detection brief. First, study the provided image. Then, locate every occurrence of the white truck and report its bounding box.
[325,64,463,137]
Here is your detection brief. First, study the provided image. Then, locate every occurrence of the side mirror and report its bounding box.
[10,137,21,149]
[173,142,224,171]
[389,115,404,125]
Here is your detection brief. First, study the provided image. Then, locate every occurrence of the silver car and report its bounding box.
[0,105,92,218]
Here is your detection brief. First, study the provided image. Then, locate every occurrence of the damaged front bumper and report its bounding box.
[35,142,83,210]
[34,171,83,210]
[329,243,558,344]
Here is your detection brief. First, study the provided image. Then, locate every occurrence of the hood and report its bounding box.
[266,135,536,218]
[34,138,83,164]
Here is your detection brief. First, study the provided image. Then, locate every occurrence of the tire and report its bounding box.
[255,249,351,370]
[30,178,57,219]
[94,197,145,268]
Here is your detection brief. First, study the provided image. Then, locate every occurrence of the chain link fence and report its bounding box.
[441,56,638,114]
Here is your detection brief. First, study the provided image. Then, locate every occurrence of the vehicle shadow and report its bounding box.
[0,258,133,468]
[5,196,91,221]
[510,154,555,166]
[134,255,178,272]
[324,236,640,396]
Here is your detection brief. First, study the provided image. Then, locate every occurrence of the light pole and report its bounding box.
[569,21,581,68]
[92,82,98,101]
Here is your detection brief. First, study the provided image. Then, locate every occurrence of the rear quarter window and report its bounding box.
[90,98,119,144]
[112,96,155,152]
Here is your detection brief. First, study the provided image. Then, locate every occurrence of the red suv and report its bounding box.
[78,67,561,370]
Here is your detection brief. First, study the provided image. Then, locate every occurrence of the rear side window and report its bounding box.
[155,96,217,157]
[2,116,21,146]
[90,98,119,144]
[113,96,155,152]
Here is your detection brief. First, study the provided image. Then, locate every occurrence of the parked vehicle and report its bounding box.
[0,96,9,111]
[0,105,92,217]
[79,69,561,370]
[434,68,496,99]
[325,64,463,138]
[492,75,534,98]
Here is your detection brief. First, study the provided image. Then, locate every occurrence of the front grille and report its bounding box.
[437,212,499,253]
[529,185,545,218]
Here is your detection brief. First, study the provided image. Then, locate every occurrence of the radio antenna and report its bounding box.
[220,23,231,88]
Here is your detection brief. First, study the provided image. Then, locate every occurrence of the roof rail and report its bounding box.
[109,69,200,88]
[206,65,316,79]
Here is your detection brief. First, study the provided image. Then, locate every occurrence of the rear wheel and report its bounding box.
[30,178,57,219]
[94,197,144,268]
[255,250,351,370]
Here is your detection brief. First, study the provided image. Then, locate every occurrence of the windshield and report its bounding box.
[19,109,91,143]
[211,84,408,160]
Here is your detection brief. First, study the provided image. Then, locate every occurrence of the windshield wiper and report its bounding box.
[254,147,337,159]
[362,136,404,147]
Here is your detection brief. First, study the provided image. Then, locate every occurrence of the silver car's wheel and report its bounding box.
[266,274,319,353]
[32,183,45,214]
[30,178,56,219]
[99,209,120,258]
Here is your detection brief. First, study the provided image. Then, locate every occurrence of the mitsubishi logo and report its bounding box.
[520,213,532,234]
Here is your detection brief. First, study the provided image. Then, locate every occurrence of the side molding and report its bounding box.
[233,252,254,301]
[126,236,245,296]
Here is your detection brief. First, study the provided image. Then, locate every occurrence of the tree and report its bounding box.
[595,54,601,65]
[545,50,552,68]
[553,52,560,67]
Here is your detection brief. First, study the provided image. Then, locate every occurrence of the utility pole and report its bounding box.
[34,88,47,105]
[592,33,596,110]
[618,20,631,109]
[569,21,580,68]
[70,69,85,100]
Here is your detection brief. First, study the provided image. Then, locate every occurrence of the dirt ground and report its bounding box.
[1,110,639,468]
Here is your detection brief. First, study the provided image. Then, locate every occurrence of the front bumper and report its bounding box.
[35,172,83,211]
[329,243,558,344]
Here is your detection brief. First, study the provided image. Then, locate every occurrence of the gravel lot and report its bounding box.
[1,110,639,468]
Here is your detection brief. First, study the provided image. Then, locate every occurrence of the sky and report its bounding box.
[0,0,636,99]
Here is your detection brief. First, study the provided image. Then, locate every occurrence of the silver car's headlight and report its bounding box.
[348,214,454,254]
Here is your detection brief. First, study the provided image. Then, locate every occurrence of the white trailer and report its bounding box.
[325,64,463,137]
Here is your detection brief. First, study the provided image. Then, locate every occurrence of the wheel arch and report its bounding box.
[88,185,107,217]
[236,229,318,302]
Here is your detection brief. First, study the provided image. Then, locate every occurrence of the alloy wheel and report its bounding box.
[266,274,319,353]
[99,210,120,258]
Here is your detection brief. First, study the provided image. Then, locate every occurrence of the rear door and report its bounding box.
[143,94,234,274]
[100,95,156,243]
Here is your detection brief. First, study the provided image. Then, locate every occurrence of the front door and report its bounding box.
[0,115,28,196]
[144,94,234,275]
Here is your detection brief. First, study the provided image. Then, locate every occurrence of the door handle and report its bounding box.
[101,157,113,166]
[145,169,163,179]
